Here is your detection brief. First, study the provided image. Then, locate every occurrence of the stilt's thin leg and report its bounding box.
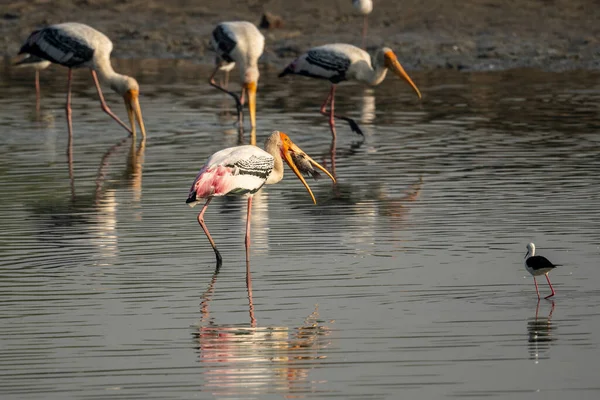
[209,67,243,126]
[319,85,364,137]
[533,277,540,300]
[535,299,541,319]
[246,260,256,327]
[362,15,368,49]
[35,70,41,114]
[544,274,555,299]
[245,195,253,263]
[319,86,336,139]
[90,70,134,135]
[197,197,223,266]
[66,68,74,157]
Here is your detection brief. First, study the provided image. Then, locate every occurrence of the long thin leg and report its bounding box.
[245,195,253,263]
[533,276,540,300]
[544,274,555,299]
[319,86,336,139]
[246,260,256,327]
[361,15,368,49]
[209,67,243,126]
[319,85,364,137]
[90,70,134,135]
[66,68,74,157]
[197,197,223,266]
[35,70,41,114]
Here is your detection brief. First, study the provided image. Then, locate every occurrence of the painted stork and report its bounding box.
[187,131,335,265]
[352,0,373,48]
[18,22,146,147]
[524,243,559,300]
[14,54,51,112]
[209,21,265,129]
[279,43,421,138]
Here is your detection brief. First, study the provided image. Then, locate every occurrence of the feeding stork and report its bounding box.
[187,131,335,265]
[209,21,265,129]
[524,243,559,300]
[352,0,373,48]
[14,54,51,112]
[18,22,146,150]
[279,43,421,139]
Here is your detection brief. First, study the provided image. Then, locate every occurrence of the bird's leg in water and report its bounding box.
[545,274,555,299]
[319,85,364,137]
[197,197,223,266]
[245,195,253,263]
[209,67,243,126]
[90,70,134,135]
[533,277,540,300]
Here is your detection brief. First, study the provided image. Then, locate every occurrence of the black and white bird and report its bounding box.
[209,21,265,129]
[352,0,373,48]
[524,243,559,300]
[18,22,146,145]
[186,131,335,265]
[279,43,422,138]
[14,54,51,111]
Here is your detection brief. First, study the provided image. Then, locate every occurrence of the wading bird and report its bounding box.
[187,131,335,265]
[279,44,421,138]
[209,21,265,129]
[524,243,559,299]
[14,54,50,111]
[18,22,146,148]
[352,0,373,48]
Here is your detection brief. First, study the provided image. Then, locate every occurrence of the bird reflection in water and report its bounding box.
[195,262,331,397]
[528,300,556,363]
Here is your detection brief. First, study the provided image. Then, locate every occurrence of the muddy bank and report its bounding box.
[1,0,599,71]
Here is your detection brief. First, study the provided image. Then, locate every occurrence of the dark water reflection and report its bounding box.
[1,59,600,399]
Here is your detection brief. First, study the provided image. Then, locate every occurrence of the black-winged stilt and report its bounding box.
[524,243,559,299]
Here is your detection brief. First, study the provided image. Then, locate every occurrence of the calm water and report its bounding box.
[1,60,600,399]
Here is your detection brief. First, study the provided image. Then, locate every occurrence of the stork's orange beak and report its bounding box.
[124,89,146,138]
[384,51,422,99]
[243,81,257,128]
[279,132,335,204]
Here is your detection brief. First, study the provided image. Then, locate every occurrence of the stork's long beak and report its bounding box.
[279,132,335,204]
[384,51,422,99]
[244,81,257,128]
[124,89,147,138]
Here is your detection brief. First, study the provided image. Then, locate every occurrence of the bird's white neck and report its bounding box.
[94,56,131,95]
[264,135,284,185]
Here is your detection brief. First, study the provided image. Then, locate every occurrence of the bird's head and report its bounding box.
[244,68,260,128]
[274,131,335,204]
[111,76,146,137]
[525,242,535,258]
[380,48,422,99]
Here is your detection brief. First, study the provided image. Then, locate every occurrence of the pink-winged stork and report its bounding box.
[14,54,51,112]
[187,131,335,265]
[209,21,265,129]
[352,0,373,49]
[279,43,421,139]
[524,243,559,300]
[18,22,146,148]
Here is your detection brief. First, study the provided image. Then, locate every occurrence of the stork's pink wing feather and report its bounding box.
[188,165,238,200]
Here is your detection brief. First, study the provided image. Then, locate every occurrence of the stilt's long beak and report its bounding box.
[384,51,422,99]
[279,132,335,204]
[244,81,257,129]
[524,250,529,259]
[125,89,147,138]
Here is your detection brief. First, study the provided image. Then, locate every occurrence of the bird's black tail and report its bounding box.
[278,66,293,78]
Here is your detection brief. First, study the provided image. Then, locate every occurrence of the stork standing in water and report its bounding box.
[209,21,265,129]
[352,0,373,49]
[187,131,335,265]
[18,22,146,151]
[279,44,421,139]
[524,243,559,300]
[14,54,51,112]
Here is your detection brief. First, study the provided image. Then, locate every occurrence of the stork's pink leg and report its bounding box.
[362,15,368,49]
[197,197,223,266]
[319,84,364,137]
[245,195,253,263]
[90,70,134,135]
[533,277,540,300]
[35,70,41,114]
[246,260,256,327]
[209,67,243,126]
[544,274,555,299]
[66,68,74,157]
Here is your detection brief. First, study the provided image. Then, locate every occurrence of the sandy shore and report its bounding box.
[1,0,599,71]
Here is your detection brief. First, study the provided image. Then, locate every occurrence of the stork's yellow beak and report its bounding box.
[384,51,422,99]
[244,81,257,129]
[124,89,146,138]
[279,132,335,204]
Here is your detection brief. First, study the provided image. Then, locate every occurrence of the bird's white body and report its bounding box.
[524,243,556,276]
[211,21,265,84]
[353,0,373,15]
[14,54,51,70]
